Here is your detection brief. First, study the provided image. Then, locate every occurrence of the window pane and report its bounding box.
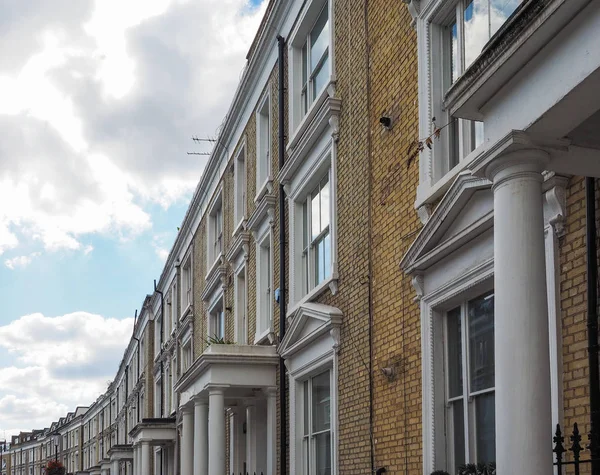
[312,54,329,99]
[311,186,321,240]
[315,431,331,475]
[310,7,329,72]
[304,380,310,436]
[323,232,331,281]
[491,0,522,37]
[474,121,484,149]
[450,21,458,83]
[302,41,308,86]
[464,0,490,70]
[475,392,496,464]
[312,371,331,432]
[468,293,495,392]
[303,437,310,475]
[320,175,330,231]
[303,201,309,249]
[447,307,463,399]
[451,399,466,472]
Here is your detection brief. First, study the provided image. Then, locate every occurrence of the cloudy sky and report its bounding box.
[0,0,265,438]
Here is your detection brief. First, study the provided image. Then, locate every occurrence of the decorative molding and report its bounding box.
[247,193,277,234]
[404,0,421,26]
[225,230,251,268]
[279,302,343,359]
[330,327,341,354]
[201,258,228,303]
[417,204,433,224]
[543,173,570,238]
[280,94,342,186]
[412,274,425,301]
[400,172,491,273]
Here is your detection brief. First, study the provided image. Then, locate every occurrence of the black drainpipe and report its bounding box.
[277,34,288,475]
[586,176,600,475]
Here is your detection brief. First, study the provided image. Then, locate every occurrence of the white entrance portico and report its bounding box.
[107,444,133,475]
[129,418,177,475]
[175,344,279,475]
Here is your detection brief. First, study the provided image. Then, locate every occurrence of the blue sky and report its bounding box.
[0,0,266,436]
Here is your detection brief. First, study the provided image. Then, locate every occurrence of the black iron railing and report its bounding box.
[231,472,264,475]
[553,423,600,474]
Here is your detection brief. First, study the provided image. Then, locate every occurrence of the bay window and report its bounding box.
[302,370,332,475]
[445,292,495,473]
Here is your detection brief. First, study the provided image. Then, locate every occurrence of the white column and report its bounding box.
[132,446,138,475]
[140,443,150,475]
[266,389,277,475]
[181,406,194,475]
[208,387,226,475]
[193,399,208,475]
[487,151,553,475]
[112,459,120,475]
[245,405,255,474]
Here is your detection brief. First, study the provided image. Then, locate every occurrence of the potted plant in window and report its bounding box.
[457,462,496,475]
[45,460,66,475]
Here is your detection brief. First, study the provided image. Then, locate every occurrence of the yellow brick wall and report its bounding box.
[331,0,420,473]
[368,0,421,472]
[560,176,598,472]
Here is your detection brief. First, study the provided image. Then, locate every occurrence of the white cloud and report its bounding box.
[0,0,266,258]
[4,252,41,270]
[0,312,134,432]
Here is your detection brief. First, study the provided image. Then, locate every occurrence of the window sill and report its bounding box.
[232,219,246,238]
[254,177,273,204]
[416,144,485,212]
[287,275,338,318]
[254,326,273,345]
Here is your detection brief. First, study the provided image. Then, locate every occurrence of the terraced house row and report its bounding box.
[3,0,600,474]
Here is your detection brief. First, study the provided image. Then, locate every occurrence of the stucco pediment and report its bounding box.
[401,172,492,274]
[279,302,342,359]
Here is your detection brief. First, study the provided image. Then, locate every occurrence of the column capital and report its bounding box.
[191,395,208,407]
[471,130,550,185]
[207,385,227,396]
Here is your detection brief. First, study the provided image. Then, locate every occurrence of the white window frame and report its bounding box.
[154,313,162,358]
[154,375,162,418]
[207,293,226,341]
[181,252,193,318]
[255,91,272,201]
[234,264,248,344]
[288,0,334,136]
[233,142,247,233]
[255,228,273,343]
[181,334,193,373]
[281,303,341,475]
[287,140,337,312]
[207,190,224,272]
[443,291,496,473]
[414,2,487,207]
[301,370,333,475]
